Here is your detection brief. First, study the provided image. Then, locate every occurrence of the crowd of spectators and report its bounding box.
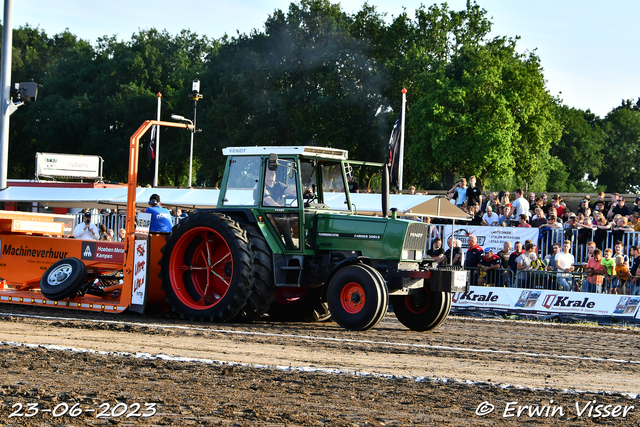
[420,180,640,295]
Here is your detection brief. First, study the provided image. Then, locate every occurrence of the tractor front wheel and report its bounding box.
[160,212,253,322]
[327,264,388,331]
[391,289,451,331]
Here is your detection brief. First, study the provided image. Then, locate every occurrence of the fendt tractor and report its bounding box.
[0,121,468,331]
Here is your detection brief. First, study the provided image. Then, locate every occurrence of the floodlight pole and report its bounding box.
[0,0,14,190]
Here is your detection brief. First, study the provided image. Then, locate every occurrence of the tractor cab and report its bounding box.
[218,146,355,256]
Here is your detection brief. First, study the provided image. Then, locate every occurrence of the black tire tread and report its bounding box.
[159,211,253,322]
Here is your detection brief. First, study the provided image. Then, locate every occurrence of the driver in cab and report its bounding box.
[263,169,297,207]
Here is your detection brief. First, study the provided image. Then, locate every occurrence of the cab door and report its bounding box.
[260,157,303,253]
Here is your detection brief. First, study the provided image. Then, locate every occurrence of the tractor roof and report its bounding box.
[222,146,348,161]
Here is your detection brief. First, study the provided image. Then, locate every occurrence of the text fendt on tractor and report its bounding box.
[0,120,468,331]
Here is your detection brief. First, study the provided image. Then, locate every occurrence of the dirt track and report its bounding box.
[0,305,638,426]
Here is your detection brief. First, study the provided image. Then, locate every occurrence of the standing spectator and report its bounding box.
[604,193,619,216]
[499,204,513,226]
[591,191,606,211]
[516,242,536,287]
[98,224,111,241]
[601,248,616,293]
[497,241,512,268]
[593,215,611,249]
[73,212,99,240]
[466,176,482,208]
[544,243,561,272]
[444,237,463,266]
[447,178,467,208]
[628,246,640,296]
[555,240,575,291]
[118,228,126,242]
[146,194,173,233]
[613,240,629,266]
[631,197,640,215]
[468,205,482,225]
[517,214,531,228]
[584,248,605,293]
[478,248,501,286]
[551,196,565,218]
[614,255,631,294]
[427,237,445,264]
[507,241,524,287]
[511,189,530,221]
[481,205,500,226]
[531,208,547,228]
[577,199,591,216]
[608,196,631,219]
[541,193,550,215]
[465,235,483,269]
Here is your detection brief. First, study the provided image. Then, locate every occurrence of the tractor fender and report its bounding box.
[321,256,371,300]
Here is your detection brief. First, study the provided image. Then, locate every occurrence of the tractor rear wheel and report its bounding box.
[327,264,388,331]
[233,223,276,322]
[160,211,252,322]
[391,289,451,331]
[40,258,87,300]
[267,287,331,322]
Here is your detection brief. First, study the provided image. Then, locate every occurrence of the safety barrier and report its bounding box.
[464,266,640,295]
[427,224,640,263]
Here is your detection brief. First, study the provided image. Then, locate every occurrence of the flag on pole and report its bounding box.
[388,113,401,188]
[147,125,157,184]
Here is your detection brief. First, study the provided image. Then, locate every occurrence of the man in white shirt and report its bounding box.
[555,240,574,291]
[510,188,530,221]
[73,211,99,240]
[481,205,499,226]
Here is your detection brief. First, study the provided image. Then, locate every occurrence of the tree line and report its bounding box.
[3,0,640,193]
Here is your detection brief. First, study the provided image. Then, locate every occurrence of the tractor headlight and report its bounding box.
[415,250,423,261]
[402,250,409,259]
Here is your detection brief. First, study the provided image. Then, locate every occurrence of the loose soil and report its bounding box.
[0,305,637,426]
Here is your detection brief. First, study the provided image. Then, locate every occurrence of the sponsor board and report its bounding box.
[452,286,640,318]
[80,241,125,263]
[136,212,151,234]
[132,240,147,305]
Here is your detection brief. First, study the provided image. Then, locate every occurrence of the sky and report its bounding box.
[6,0,640,118]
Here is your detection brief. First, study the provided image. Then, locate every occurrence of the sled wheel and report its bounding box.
[40,258,87,300]
[327,264,388,331]
[268,287,331,322]
[160,211,252,322]
[391,289,450,332]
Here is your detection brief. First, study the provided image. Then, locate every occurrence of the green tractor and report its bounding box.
[159,146,468,331]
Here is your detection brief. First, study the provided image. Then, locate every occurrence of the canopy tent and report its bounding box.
[0,187,469,223]
[0,186,220,210]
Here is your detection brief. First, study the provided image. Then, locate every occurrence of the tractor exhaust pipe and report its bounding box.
[382,164,389,218]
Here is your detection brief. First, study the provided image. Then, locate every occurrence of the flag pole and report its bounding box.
[398,88,407,191]
[153,92,162,187]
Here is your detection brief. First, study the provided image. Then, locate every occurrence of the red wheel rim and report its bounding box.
[169,226,233,310]
[405,288,430,314]
[340,282,365,314]
[276,287,308,305]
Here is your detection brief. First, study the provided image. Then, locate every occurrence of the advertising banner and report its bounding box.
[442,225,539,252]
[452,286,640,319]
[35,152,102,179]
[131,240,147,306]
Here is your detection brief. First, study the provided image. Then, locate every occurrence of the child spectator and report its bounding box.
[614,255,631,295]
[601,248,615,293]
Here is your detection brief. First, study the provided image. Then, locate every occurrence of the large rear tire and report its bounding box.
[233,224,276,321]
[160,212,252,322]
[40,258,87,300]
[327,264,389,331]
[391,289,451,332]
[267,287,331,322]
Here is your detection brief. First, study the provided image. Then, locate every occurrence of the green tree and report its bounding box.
[596,103,640,192]
[408,37,561,190]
